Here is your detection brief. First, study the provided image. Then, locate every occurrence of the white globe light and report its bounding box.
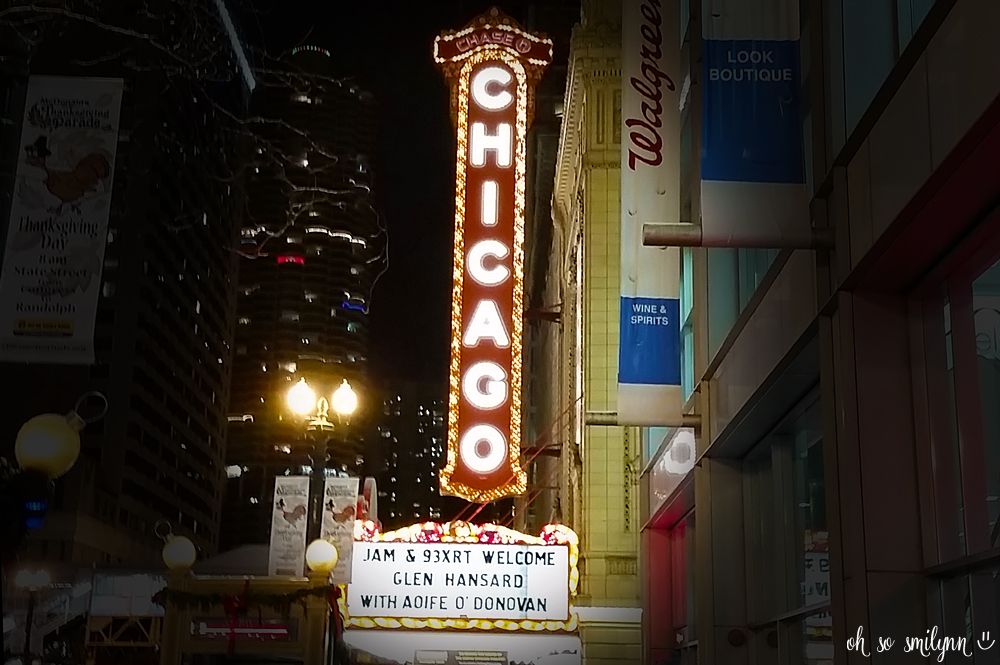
[15,413,81,479]
[305,539,339,573]
[162,535,197,570]
[286,378,317,416]
[331,380,358,417]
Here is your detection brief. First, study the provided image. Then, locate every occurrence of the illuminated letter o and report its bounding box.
[471,66,513,111]
[462,361,508,410]
[468,240,510,286]
[460,425,507,475]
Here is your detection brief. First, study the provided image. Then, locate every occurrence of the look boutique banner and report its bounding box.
[0,76,123,364]
[700,0,809,246]
[619,0,683,425]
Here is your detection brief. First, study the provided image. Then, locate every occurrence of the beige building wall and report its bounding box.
[549,1,643,661]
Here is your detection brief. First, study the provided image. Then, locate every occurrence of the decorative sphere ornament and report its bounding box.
[162,535,197,570]
[15,412,83,479]
[305,538,339,573]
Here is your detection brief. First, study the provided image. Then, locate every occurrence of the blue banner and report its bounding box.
[618,296,681,386]
[701,39,804,184]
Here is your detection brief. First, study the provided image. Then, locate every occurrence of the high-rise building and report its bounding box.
[221,46,385,549]
[373,382,450,530]
[0,1,253,568]
[371,380,511,532]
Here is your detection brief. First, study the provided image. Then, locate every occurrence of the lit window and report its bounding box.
[281,362,297,373]
[280,311,300,322]
[304,292,317,303]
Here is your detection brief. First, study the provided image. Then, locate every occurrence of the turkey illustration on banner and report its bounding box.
[267,476,310,577]
[618,0,683,426]
[321,476,359,584]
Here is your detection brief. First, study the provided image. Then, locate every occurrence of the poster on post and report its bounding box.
[268,476,310,577]
[320,476,359,583]
[0,76,123,364]
[619,0,683,425]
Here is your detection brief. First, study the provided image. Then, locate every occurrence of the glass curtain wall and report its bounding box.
[743,390,831,665]
[917,224,1000,662]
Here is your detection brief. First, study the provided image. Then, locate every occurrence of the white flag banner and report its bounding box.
[268,476,310,577]
[321,476,359,584]
[0,76,123,364]
[619,0,683,425]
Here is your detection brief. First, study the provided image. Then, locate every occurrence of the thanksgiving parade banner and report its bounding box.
[321,476,359,583]
[268,476,310,577]
[0,76,123,364]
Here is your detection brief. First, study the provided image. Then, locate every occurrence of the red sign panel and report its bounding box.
[435,11,551,503]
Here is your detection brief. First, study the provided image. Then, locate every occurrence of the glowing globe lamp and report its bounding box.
[331,380,358,417]
[287,378,317,416]
[305,538,339,573]
[15,413,83,479]
[162,535,197,571]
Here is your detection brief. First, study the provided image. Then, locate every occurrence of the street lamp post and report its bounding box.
[285,378,358,541]
[14,568,51,663]
[1,394,104,665]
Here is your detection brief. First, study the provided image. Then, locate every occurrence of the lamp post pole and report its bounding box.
[23,586,36,662]
[285,378,358,545]
[308,435,326,542]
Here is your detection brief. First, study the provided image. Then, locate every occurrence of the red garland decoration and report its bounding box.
[223,580,250,656]
[327,587,344,640]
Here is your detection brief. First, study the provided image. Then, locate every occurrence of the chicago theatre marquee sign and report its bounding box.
[434,9,552,503]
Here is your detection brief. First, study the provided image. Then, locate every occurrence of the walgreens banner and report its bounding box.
[0,76,123,364]
[619,0,683,426]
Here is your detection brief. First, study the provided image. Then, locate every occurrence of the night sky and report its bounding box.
[247,0,575,384]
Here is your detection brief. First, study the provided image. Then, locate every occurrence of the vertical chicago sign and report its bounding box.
[434,10,552,503]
